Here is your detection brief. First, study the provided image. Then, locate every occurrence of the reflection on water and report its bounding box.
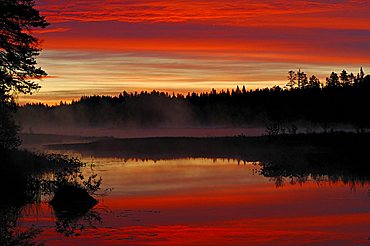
[10,157,370,245]
[55,209,102,237]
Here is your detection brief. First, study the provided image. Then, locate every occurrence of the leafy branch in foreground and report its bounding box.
[0,0,48,152]
[0,0,48,96]
[37,156,102,197]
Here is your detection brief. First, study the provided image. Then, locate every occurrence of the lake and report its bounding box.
[17,155,370,245]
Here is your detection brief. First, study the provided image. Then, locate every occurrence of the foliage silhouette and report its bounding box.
[0,99,20,150]
[0,151,102,245]
[17,69,370,134]
[0,152,73,245]
[0,0,48,150]
[0,1,99,243]
[0,0,48,96]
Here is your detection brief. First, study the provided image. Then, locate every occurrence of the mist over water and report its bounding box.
[9,81,370,245]
[2,0,370,245]
[1,130,367,246]
[15,94,265,138]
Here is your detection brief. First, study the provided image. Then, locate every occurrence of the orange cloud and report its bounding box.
[41,36,370,65]
[36,0,370,30]
[23,0,370,103]
[32,27,71,34]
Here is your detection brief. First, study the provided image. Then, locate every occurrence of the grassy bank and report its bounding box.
[48,132,369,161]
[0,149,84,206]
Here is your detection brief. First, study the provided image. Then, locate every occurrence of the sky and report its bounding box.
[20,0,370,104]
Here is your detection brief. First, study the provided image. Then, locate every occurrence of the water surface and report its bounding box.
[19,157,370,245]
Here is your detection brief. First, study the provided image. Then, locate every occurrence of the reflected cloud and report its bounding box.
[11,156,370,245]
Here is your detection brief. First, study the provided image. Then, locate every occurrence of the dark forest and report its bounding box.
[17,69,370,134]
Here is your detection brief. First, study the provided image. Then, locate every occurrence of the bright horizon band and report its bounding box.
[21,0,370,105]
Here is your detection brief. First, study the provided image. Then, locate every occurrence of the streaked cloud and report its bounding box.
[38,21,370,64]
[32,27,71,34]
[21,0,370,104]
[18,50,367,105]
[36,0,370,30]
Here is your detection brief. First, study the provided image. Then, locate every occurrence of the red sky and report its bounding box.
[21,0,370,104]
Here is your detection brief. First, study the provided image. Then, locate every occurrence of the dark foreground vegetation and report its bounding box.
[17,69,370,134]
[0,150,102,245]
[1,1,369,244]
[0,1,104,243]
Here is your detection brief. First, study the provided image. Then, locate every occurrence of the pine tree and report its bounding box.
[326,72,340,88]
[308,75,321,89]
[297,69,308,89]
[286,70,297,89]
[339,70,349,86]
[0,0,48,150]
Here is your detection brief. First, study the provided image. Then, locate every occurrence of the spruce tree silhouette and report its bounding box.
[297,69,308,89]
[326,72,340,88]
[0,0,48,150]
[286,70,297,89]
[308,75,321,89]
[17,68,369,134]
[340,70,349,85]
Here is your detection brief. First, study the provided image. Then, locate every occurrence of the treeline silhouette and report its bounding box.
[17,69,370,133]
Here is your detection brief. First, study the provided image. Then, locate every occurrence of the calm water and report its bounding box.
[19,157,370,245]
